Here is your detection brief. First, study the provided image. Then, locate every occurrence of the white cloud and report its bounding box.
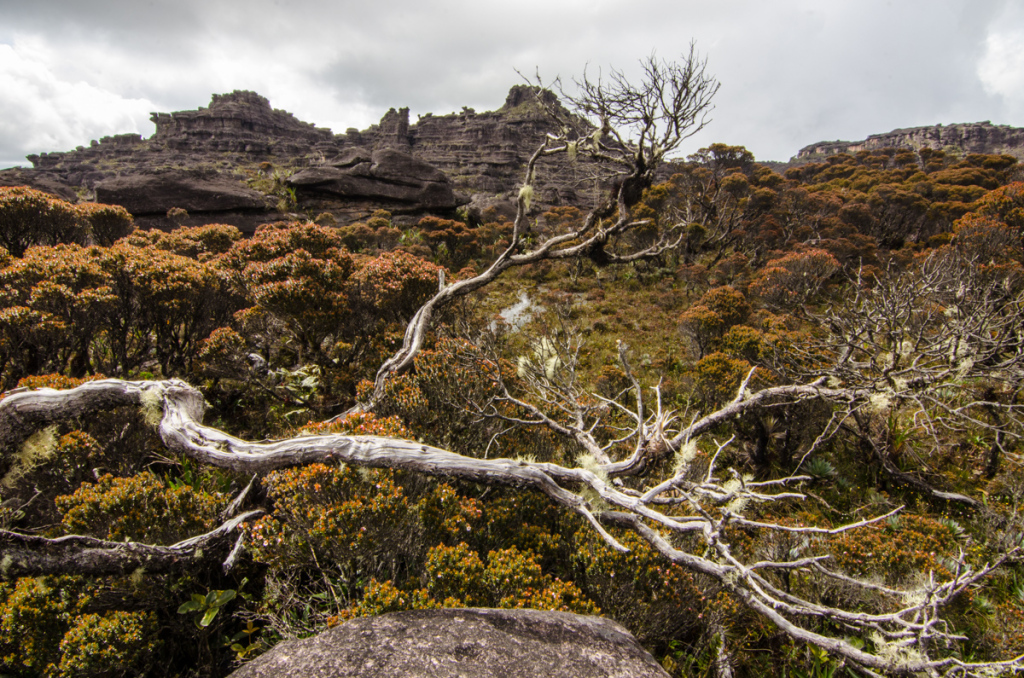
[1,0,1021,166]
[0,36,156,167]
[979,29,1024,101]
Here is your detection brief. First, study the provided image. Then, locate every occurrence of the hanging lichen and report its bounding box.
[518,184,534,211]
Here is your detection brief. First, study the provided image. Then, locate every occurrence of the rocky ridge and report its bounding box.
[380,86,595,204]
[796,121,1024,161]
[13,89,1019,232]
[2,87,588,232]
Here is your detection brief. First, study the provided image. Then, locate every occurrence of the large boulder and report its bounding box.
[95,169,268,215]
[228,608,670,678]
[287,148,459,209]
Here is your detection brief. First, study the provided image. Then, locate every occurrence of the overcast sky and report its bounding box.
[2,0,1023,169]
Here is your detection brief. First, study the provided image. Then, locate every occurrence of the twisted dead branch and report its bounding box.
[2,378,1020,675]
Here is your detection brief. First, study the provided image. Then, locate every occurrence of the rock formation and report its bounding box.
[796,121,1024,161]
[94,168,270,215]
[388,86,593,204]
[4,92,464,231]
[6,86,1023,233]
[149,91,334,155]
[0,168,81,202]
[25,92,340,173]
[1,87,585,231]
[287,148,457,209]
[227,608,670,678]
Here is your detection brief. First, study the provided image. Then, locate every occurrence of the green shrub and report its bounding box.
[0,576,83,674]
[57,611,160,677]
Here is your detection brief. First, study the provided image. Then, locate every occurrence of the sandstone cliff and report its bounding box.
[3,87,587,231]
[390,86,593,205]
[796,121,1024,161]
[9,90,1024,232]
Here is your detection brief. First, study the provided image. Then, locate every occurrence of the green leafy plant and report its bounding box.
[178,589,237,629]
[225,620,262,660]
[805,458,837,479]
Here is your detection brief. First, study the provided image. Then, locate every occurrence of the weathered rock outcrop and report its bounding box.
[95,169,269,215]
[150,90,335,155]
[5,86,587,230]
[9,86,1022,231]
[797,121,1024,161]
[368,86,593,205]
[228,608,670,678]
[5,92,466,230]
[0,168,81,202]
[287,148,458,209]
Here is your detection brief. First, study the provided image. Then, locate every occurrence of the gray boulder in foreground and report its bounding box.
[228,608,670,678]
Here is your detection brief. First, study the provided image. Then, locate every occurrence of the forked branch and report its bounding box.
[2,378,1019,675]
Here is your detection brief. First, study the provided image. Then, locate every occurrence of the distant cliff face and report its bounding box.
[796,121,1024,161]
[6,87,584,231]
[28,91,340,175]
[149,90,336,153]
[347,84,593,204]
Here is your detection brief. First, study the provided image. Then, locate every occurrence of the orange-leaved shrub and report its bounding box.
[57,471,225,544]
[0,186,85,257]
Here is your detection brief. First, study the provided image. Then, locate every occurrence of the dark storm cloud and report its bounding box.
[1,0,1022,167]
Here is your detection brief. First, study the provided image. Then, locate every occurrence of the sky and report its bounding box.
[2,0,1023,169]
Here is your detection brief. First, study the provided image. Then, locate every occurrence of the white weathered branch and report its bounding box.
[3,377,1020,675]
[0,510,261,578]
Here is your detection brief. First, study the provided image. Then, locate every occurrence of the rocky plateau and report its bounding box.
[5,89,1023,234]
[797,120,1024,161]
[0,87,594,232]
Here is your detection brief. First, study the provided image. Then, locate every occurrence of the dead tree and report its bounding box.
[365,50,718,407]
[765,250,1024,506]
[2,369,1021,676]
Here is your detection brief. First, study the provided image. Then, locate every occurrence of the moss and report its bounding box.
[3,426,57,488]
[139,387,164,429]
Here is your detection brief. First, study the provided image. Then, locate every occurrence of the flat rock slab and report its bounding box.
[288,148,457,209]
[229,608,670,678]
[0,169,80,202]
[95,170,267,215]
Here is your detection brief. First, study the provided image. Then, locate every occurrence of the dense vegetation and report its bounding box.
[1,65,1024,676]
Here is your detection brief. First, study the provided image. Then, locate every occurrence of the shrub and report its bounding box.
[0,186,86,257]
[351,249,443,322]
[255,463,418,573]
[573,530,710,645]
[424,542,487,605]
[57,470,224,544]
[692,352,752,408]
[151,223,242,260]
[721,325,763,362]
[748,249,839,307]
[828,513,965,585]
[0,576,83,674]
[75,202,135,246]
[56,611,160,677]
